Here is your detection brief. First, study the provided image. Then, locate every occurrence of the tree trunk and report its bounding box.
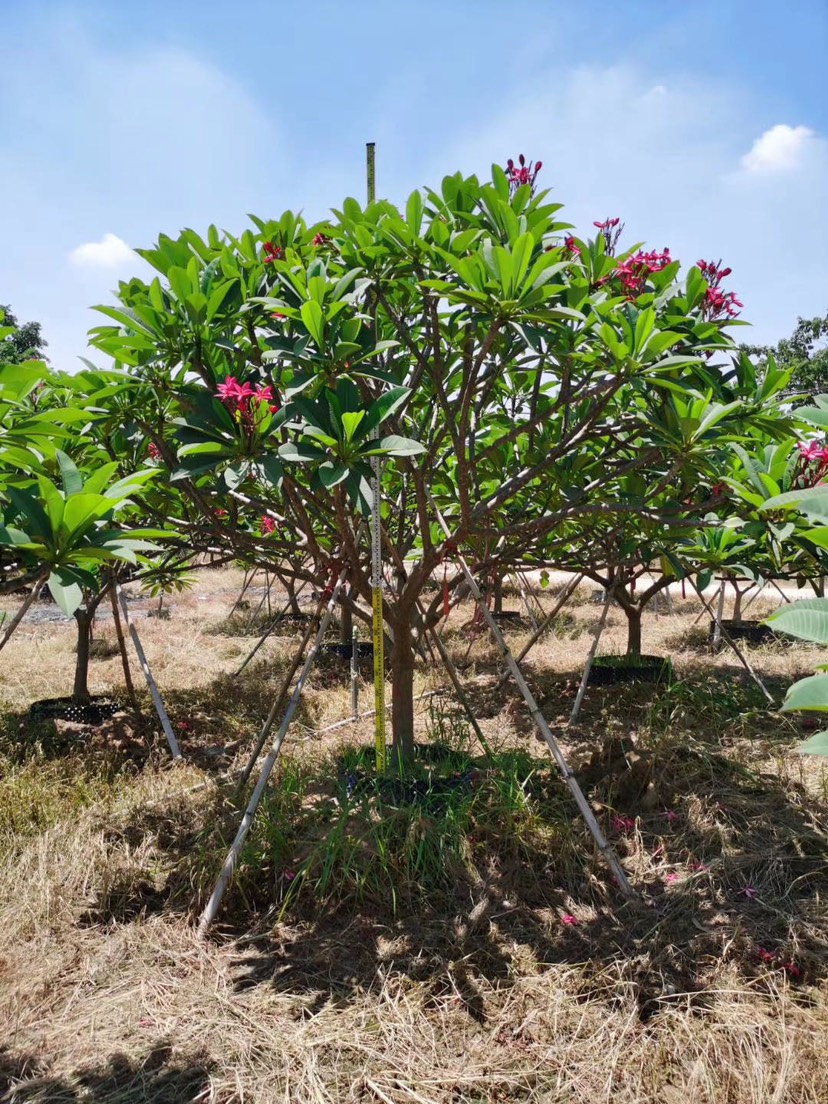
[390,613,416,763]
[732,581,743,623]
[285,575,302,614]
[625,606,642,657]
[493,574,503,615]
[339,590,353,645]
[73,608,93,703]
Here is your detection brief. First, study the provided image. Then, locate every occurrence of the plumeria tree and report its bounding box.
[87,161,785,759]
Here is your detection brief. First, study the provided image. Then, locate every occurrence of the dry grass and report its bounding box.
[2,571,828,1102]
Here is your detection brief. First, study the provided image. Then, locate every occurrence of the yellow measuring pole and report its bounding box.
[366,142,387,771]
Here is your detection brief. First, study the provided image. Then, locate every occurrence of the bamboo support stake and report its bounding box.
[109,580,139,712]
[428,501,636,898]
[237,610,320,790]
[497,572,584,687]
[233,577,312,678]
[712,579,727,649]
[115,585,182,759]
[690,578,774,704]
[198,568,348,936]
[568,594,611,725]
[0,571,47,653]
[423,617,494,757]
[511,571,540,631]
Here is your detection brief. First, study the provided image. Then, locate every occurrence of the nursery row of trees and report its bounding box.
[3,162,828,758]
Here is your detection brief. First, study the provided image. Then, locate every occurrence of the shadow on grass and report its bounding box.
[0,1043,213,1104]
[5,655,827,1031]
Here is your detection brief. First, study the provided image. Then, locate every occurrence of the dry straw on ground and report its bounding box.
[1,571,828,1103]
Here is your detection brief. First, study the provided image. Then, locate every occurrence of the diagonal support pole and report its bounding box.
[197,567,348,936]
[428,501,636,898]
[115,584,181,759]
[690,578,774,704]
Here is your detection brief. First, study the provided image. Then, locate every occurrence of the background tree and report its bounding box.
[0,303,48,364]
[743,311,828,398]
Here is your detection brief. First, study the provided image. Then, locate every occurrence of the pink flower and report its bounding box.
[661,809,680,824]
[505,154,543,196]
[782,961,802,979]
[260,515,276,535]
[217,377,255,407]
[755,946,775,964]
[665,872,681,884]
[262,241,283,263]
[740,885,758,900]
[615,248,672,299]
[563,235,581,257]
[216,377,278,428]
[560,913,579,926]
[611,815,636,835]
[284,869,296,882]
[312,232,329,247]
[593,217,624,255]
[696,259,742,320]
[147,441,161,460]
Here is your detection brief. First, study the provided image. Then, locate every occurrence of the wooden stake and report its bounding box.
[428,499,636,898]
[0,571,47,653]
[197,568,348,936]
[568,593,611,725]
[109,578,139,712]
[690,578,774,704]
[115,585,182,759]
[237,611,320,790]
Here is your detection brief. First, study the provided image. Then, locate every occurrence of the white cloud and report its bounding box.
[69,232,136,268]
[741,123,814,173]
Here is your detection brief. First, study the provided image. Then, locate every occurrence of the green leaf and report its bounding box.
[762,487,828,523]
[318,461,349,488]
[766,599,828,644]
[362,386,411,435]
[341,410,366,442]
[300,300,325,347]
[797,730,828,756]
[406,189,424,235]
[781,673,828,713]
[55,450,84,497]
[48,568,84,616]
[367,435,426,457]
[279,441,328,462]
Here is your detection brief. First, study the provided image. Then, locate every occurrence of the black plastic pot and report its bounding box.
[29,696,119,725]
[708,620,776,647]
[587,654,672,686]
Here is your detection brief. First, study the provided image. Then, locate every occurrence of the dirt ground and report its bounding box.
[1,569,827,1103]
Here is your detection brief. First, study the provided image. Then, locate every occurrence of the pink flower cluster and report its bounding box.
[615,248,672,299]
[793,439,828,489]
[147,441,161,461]
[505,154,542,195]
[696,259,743,319]
[260,515,276,535]
[593,216,624,256]
[562,235,581,257]
[216,376,280,427]
[263,241,283,264]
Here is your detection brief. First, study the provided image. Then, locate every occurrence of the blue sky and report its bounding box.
[2,0,826,370]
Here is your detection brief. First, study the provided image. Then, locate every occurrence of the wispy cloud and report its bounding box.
[69,233,135,268]
[741,124,815,173]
